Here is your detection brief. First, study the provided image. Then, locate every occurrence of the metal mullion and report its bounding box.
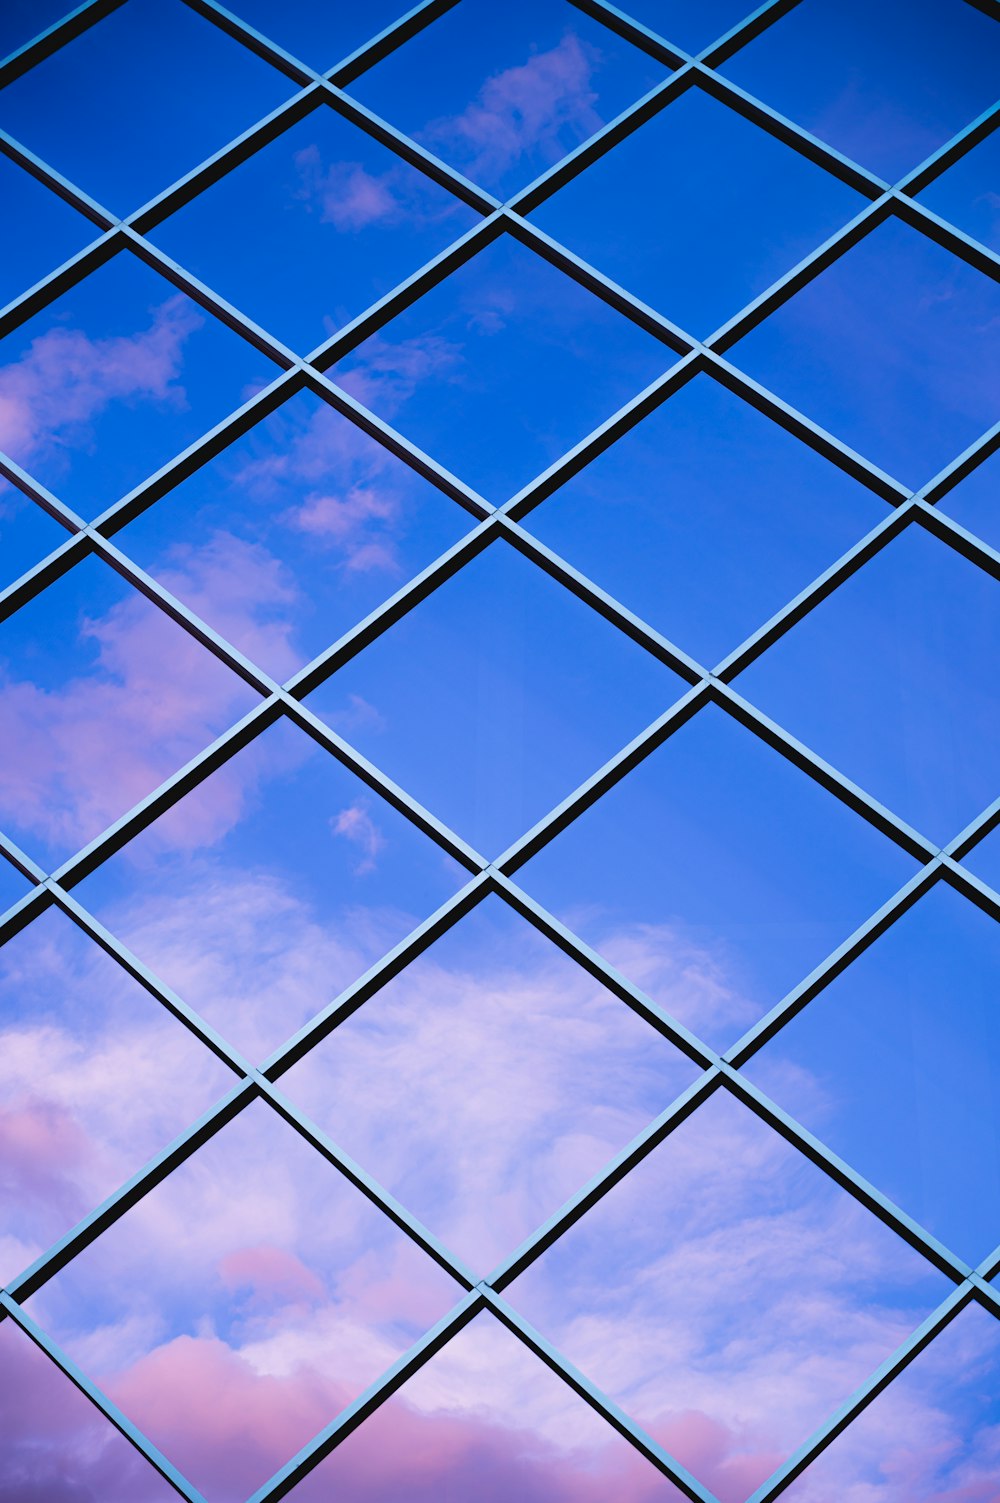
[913,496,1000,579]
[326,0,462,87]
[0,830,46,886]
[568,0,687,68]
[0,528,90,623]
[0,224,120,334]
[0,0,125,85]
[892,190,1000,280]
[923,417,1000,505]
[0,1294,206,1502]
[696,0,803,67]
[180,0,321,83]
[897,100,1000,198]
[0,127,116,227]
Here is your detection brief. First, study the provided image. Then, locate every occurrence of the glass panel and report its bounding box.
[721,0,1000,184]
[615,0,760,53]
[222,0,416,71]
[745,882,1000,1265]
[73,717,468,1064]
[0,151,95,309]
[0,476,68,592]
[346,0,667,200]
[150,105,480,355]
[732,217,1000,489]
[288,1312,688,1502]
[524,372,884,666]
[532,87,864,338]
[938,445,1000,554]
[519,704,917,1052]
[509,1090,950,1503]
[0,252,276,517]
[0,853,30,914]
[331,234,669,503]
[736,525,1000,846]
[0,904,234,1285]
[781,1302,1000,1502]
[918,126,1000,253]
[115,390,473,682]
[0,1315,179,1502]
[0,0,292,215]
[964,823,1000,897]
[0,555,259,871]
[282,894,699,1272]
[305,539,683,859]
[0,1,79,60]
[27,1099,463,1503]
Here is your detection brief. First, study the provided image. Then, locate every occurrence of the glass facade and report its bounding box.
[1,2,998,1499]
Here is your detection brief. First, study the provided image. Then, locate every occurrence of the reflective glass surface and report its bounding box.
[307,539,683,858]
[737,526,1000,845]
[347,0,667,200]
[0,477,68,592]
[0,252,276,517]
[0,1,82,60]
[331,233,670,502]
[520,704,916,1050]
[524,372,883,665]
[0,854,30,915]
[221,0,414,70]
[616,0,759,53]
[918,125,1000,253]
[115,390,473,681]
[282,894,699,1272]
[733,217,1000,489]
[938,444,1000,554]
[533,87,864,337]
[0,150,96,309]
[965,823,1000,897]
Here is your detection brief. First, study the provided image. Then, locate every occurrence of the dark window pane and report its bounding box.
[151,106,480,354]
[745,883,1000,1264]
[27,1100,462,1500]
[965,823,1000,896]
[532,87,864,337]
[331,234,669,502]
[733,218,1000,489]
[0,556,259,871]
[0,0,292,214]
[524,372,883,665]
[74,717,467,1063]
[0,477,68,592]
[306,540,683,858]
[0,854,30,914]
[222,0,414,70]
[722,0,1000,183]
[0,253,276,517]
[0,1,79,60]
[115,390,472,682]
[346,0,667,200]
[519,704,916,1051]
[509,1090,949,1501]
[918,126,1000,253]
[613,0,760,53]
[736,526,1000,845]
[0,152,95,309]
[282,894,699,1272]
[0,905,233,1284]
[288,1313,689,1502]
[937,445,1000,554]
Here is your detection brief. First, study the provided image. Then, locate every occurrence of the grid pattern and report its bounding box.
[1,1,999,1498]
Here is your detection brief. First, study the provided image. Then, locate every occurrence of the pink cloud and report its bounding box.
[294,144,405,232]
[0,294,201,469]
[331,803,387,874]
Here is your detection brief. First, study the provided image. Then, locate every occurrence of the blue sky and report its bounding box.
[2,1,1000,1500]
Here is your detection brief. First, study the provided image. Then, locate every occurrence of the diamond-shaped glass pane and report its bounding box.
[0,905,233,1284]
[736,526,1000,845]
[938,445,1000,554]
[532,87,864,337]
[331,233,669,502]
[509,1090,949,1502]
[617,0,760,54]
[0,252,276,517]
[524,372,884,665]
[282,894,699,1271]
[346,0,667,200]
[0,151,96,309]
[722,0,1000,183]
[306,539,683,858]
[150,105,480,354]
[288,1312,689,1502]
[520,703,916,1050]
[918,125,1000,253]
[965,822,1000,896]
[745,882,1000,1264]
[733,217,1000,488]
[221,0,414,71]
[0,556,259,870]
[0,477,67,592]
[73,717,467,1063]
[27,1100,463,1501]
[0,1316,180,1502]
[0,2,80,61]
[0,854,30,914]
[114,390,473,682]
[0,0,292,214]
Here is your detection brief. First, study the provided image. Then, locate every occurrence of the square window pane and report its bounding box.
[519,704,917,1051]
[115,390,473,682]
[0,151,95,309]
[330,234,669,502]
[918,126,1000,254]
[736,526,1000,845]
[150,106,480,355]
[0,0,292,215]
[346,0,667,200]
[74,717,467,1063]
[524,372,884,665]
[532,87,864,337]
[0,253,277,517]
[0,477,68,593]
[733,218,1000,488]
[306,540,684,858]
[0,555,259,871]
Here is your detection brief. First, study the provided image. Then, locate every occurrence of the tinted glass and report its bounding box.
[0,151,95,309]
[0,477,68,593]
[221,0,415,70]
[938,444,1000,554]
[615,0,760,53]
[918,125,1000,253]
